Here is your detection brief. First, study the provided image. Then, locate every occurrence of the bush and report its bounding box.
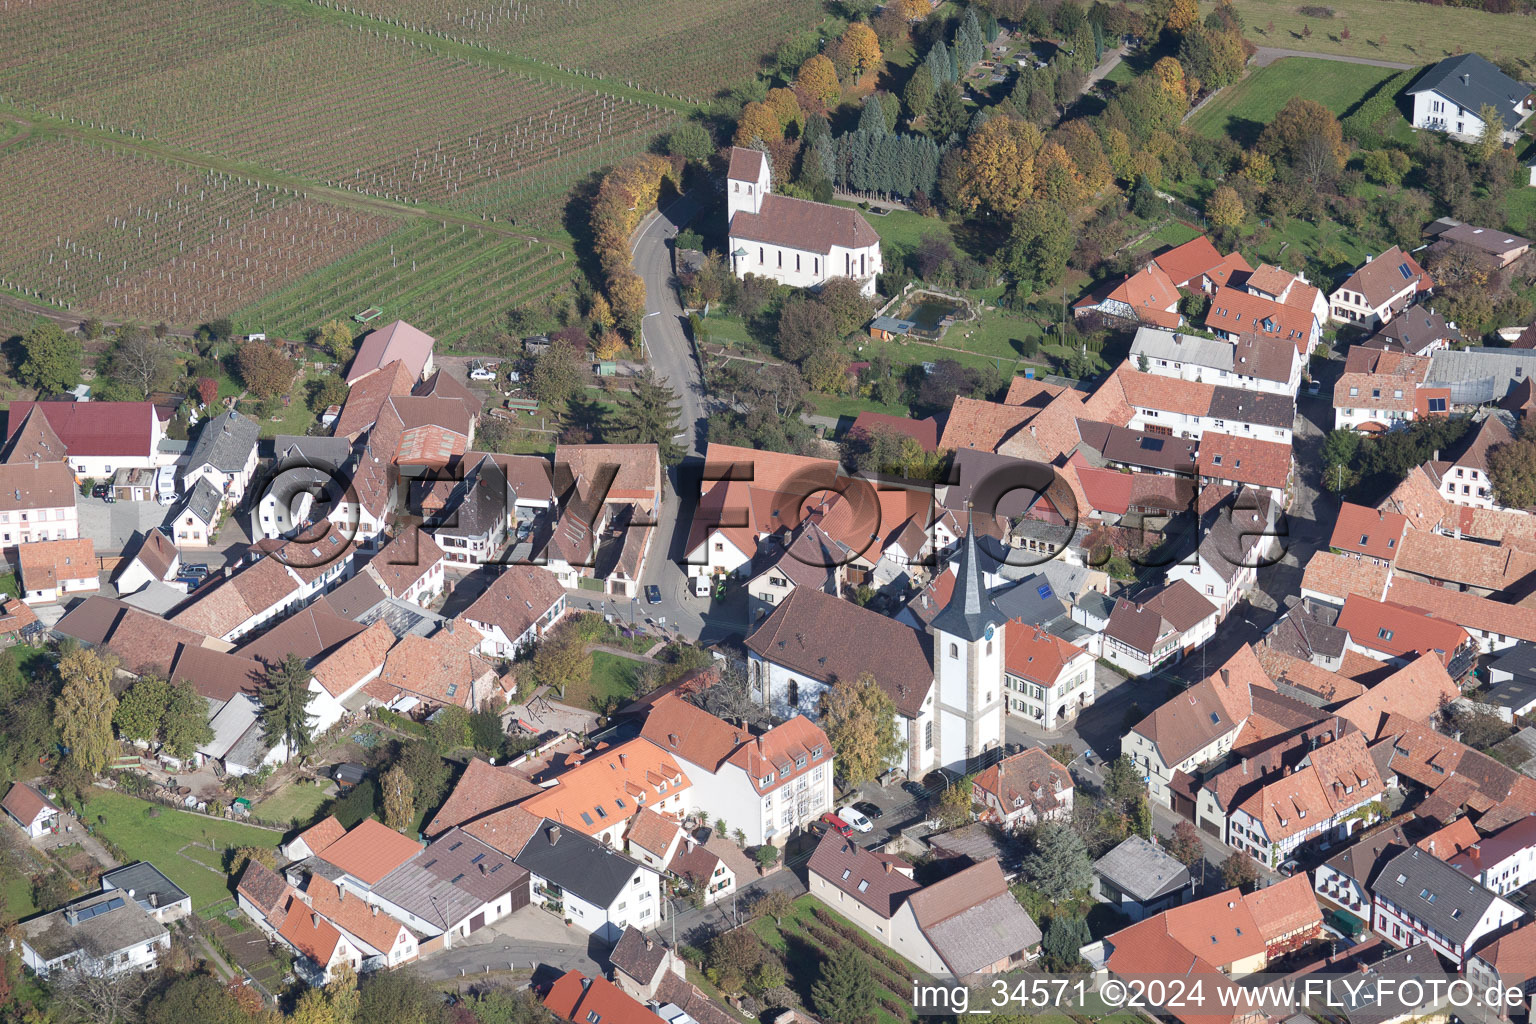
[1296,5,1333,16]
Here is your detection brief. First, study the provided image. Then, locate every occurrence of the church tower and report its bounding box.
[725,146,771,222]
[928,523,1008,774]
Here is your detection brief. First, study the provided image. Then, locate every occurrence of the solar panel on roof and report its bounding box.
[1036,583,1053,600]
[1398,263,1413,279]
[71,896,126,923]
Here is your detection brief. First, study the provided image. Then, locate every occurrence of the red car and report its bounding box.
[820,813,854,838]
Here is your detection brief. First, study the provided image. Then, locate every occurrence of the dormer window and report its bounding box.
[761,773,775,786]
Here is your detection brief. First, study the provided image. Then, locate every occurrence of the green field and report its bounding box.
[1225,0,1536,71]
[251,781,330,826]
[81,790,284,911]
[1190,58,1402,142]
[558,650,642,712]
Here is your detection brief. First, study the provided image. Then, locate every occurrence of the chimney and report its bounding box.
[1428,839,1436,854]
[1220,668,1230,685]
[548,825,562,845]
[1462,73,1470,85]
[337,887,344,903]
[884,861,893,874]
[312,913,320,928]
[372,905,379,917]
[1241,758,1248,776]
[445,619,455,634]
[645,937,655,951]
[619,752,628,768]
[149,892,158,907]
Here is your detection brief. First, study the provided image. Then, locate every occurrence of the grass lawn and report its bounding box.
[558,651,641,712]
[832,201,953,252]
[1504,188,1536,238]
[809,392,911,422]
[251,782,329,827]
[81,790,284,912]
[1189,58,1401,143]
[237,370,325,439]
[750,894,923,1024]
[2,872,36,921]
[1229,0,1536,69]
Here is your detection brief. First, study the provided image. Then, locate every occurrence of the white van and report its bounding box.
[156,466,177,505]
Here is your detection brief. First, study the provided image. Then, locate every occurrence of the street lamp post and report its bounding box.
[640,310,662,362]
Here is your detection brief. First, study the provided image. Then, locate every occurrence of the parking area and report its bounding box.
[76,494,173,554]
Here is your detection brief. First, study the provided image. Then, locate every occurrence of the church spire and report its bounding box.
[929,518,1004,642]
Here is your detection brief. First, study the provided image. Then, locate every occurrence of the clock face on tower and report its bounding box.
[983,623,995,641]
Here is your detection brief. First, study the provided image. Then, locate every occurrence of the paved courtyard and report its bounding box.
[76,495,173,554]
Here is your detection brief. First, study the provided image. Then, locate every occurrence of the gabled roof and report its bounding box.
[1337,594,1471,669]
[971,747,1071,819]
[1077,265,1182,328]
[278,896,344,967]
[237,860,291,919]
[1336,654,1460,739]
[745,586,932,718]
[520,738,689,837]
[1300,550,1392,603]
[849,411,939,452]
[728,193,879,255]
[1376,845,1507,944]
[806,831,919,919]
[545,970,665,1024]
[18,537,96,588]
[119,528,178,585]
[514,819,653,906]
[462,564,564,640]
[639,694,749,773]
[1369,305,1462,355]
[347,320,436,383]
[0,460,76,513]
[1329,503,1409,562]
[1197,432,1292,490]
[1335,247,1433,309]
[2,406,66,464]
[726,146,765,182]
[1149,236,1230,288]
[4,401,157,457]
[1409,53,1531,123]
[184,410,259,474]
[2,781,57,825]
[905,858,1041,975]
[293,816,347,858]
[426,758,541,836]
[1232,333,1297,383]
[1130,646,1273,766]
[1205,285,1316,346]
[1389,574,1536,645]
[318,818,424,886]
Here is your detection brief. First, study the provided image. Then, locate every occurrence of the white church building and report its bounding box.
[725,147,884,297]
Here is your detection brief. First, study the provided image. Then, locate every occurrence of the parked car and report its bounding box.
[645,584,662,604]
[837,805,873,833]
[468,366,497,381]
[901,780,928,801]
[820,813,854,839]
[181,563,209,577]
[90,484,111,500]
[852,801,884,821]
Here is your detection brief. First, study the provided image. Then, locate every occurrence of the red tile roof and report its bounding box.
[1205,286,1316,349]
[5,402,157,457]
[1336,594,1471,668]
[1003,624,1088,685]
[639,694,748,773]
[1329,503,1409,561]
[278,898,344,967]
[1337,654,1460,738]
[1078,265,1182,327]
[318,819,423,885]
[1,781,56,826]
[1388,575,1536,644]
[544,970,665,1024]
[848,411,939,452]
[18,537,96,589]
[1197,433,1292,490]
[1300,550,1392,602]
[1149,236,1227,288]
[729,193,880,254]
[347,320,436,384]
[294,816,347,857]
[426,757,541,836]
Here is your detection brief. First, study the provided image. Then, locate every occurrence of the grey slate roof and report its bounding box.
[1129,327,1234,373]
[991,573,1068,626]
[1376,846,1506,945]
[273,434,353,471]
[1093,835,1191,902]
[185,411,260,474]
[1486,676,1536,712]
[1491,643,1536,677]
[611,925,670,984]
[102,862,188,912]
[1208,385,1295,429]
[920,890,1041,977]
[1428,348,1536,405]
[181,477,223,526]
[1367,306,1462,356]
[930,525,1007,642]
[1410,53,1530,123]
[514,819,651,907]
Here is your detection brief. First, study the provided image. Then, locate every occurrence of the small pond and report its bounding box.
[896,292,972,334]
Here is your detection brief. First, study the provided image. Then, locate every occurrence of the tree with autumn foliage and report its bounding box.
[1207,185,1245,231]
[1259,97,1346,177]
[1151,56,1189,105]
[835,22,882,80]
[235,340,297,399]
[735,101,784,146]
[794,54,841,111]
[891,0,928,19]
[820,673,904,786]
[952,115,1045,219]
[1149,0,1199,35]
[764,87,804,132]
[587,154,673,338]
[195,376,218,408]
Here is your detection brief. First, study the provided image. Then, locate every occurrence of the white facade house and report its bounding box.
[1372,847,1524,968]
[1329,248,1433,327]
[3,402,172,479]
[18,891,170,978]
[725,147,883,297]
[1447,817,1536,896]
[515,821,662,943]
[2,782,59,839]
[181,411,260,509]
[460,565,567,659]
[1409,53,1533,142]
[0,461,78,547]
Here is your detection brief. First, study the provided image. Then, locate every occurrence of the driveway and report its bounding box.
[411,904,605,980]
[76,495,174,554]
[1251,47,1412,69]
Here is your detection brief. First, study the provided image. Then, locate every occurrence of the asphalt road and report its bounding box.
[630,194,707,456]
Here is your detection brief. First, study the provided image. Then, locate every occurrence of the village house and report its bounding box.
[1334,348,1443,432]
[460,564,566,659]
[519,738,692,846]
[514,820,662,942]
[180,410,261,509]
[1329,247,1435,327]
[0,460,77,548]
[724,147,882,296]
[1001,623,1094,726]
[1092,836,1191,922]
[640,695,834,848]
[113,528,180,596]
[1100,580,1218,676]
[18,537,98,605]
[1361,305,1462,356]
[667,831,754,907]
[1446,815,1536,896]
[807,832,919,942]
[888,858,1041,979]
[366,621,502,715]
[18,889,170,979]
[1372,846,1524,967]
[968,746,1073,829]
[101,863,191,925]
[3,402,169,478]
[175,478,223,547]
[1408,53,1534,143]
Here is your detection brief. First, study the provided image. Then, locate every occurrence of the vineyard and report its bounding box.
[308,0,827,98]
[0,0,679,232]
[0,138,396,323]
[231,219,576,347]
